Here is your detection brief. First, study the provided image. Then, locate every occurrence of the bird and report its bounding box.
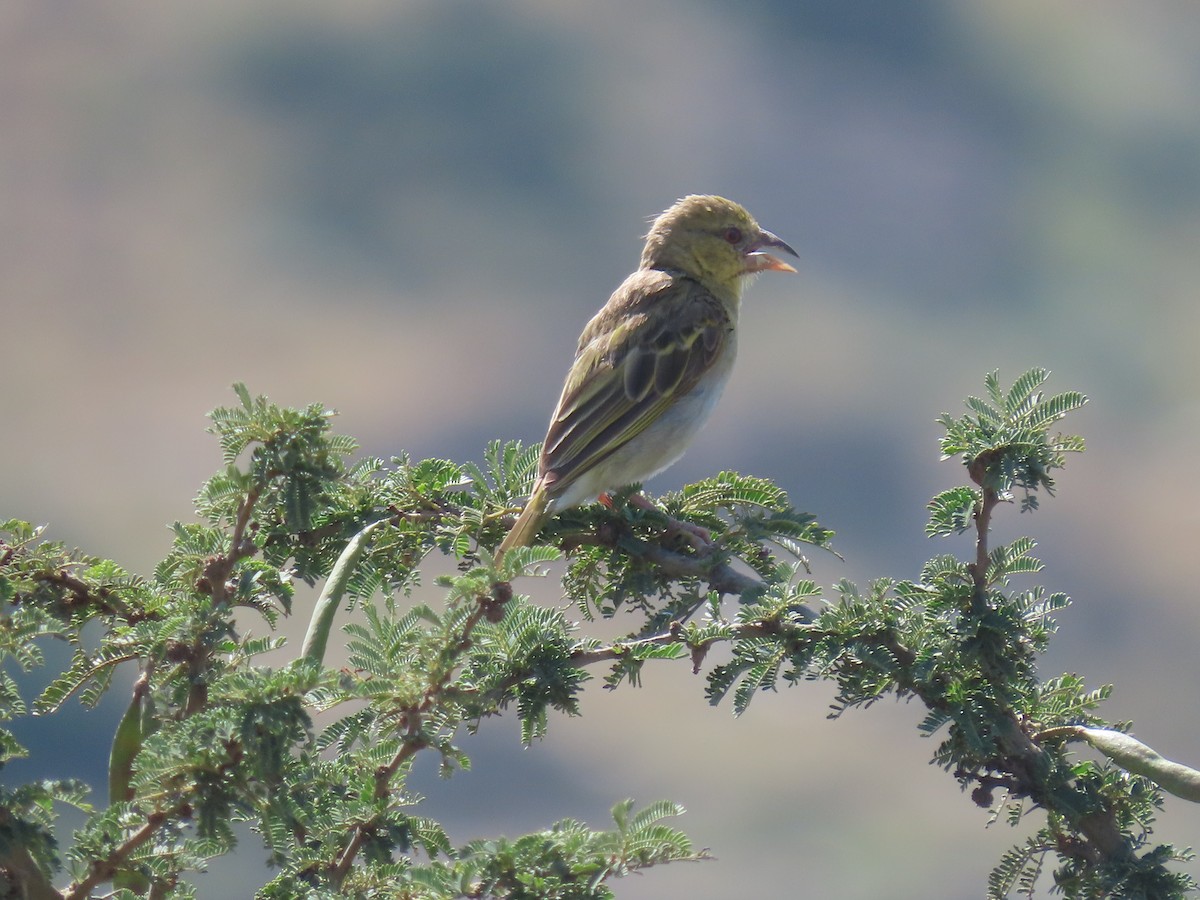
[497,194,797,556]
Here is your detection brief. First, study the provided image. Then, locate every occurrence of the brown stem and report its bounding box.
[971,487,999,606]
[329,602,489,888]
[33,570,146,622]
[570,631,685,667]
[188,487,263,716]
[563,530,769,599]
[204,486,262,606]
[992,719,1130,861]
[62,810,167,900]
[66,732,249,899]
[0,836,61,900]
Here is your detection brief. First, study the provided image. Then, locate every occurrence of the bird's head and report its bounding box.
[639,195,797,291]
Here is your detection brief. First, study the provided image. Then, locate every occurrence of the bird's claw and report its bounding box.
[623,492,713,552]
[663,518,713,551]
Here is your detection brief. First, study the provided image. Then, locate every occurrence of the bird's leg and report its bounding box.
[603,491,713,550]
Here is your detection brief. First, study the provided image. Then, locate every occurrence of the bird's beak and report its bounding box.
[743,228,798,274]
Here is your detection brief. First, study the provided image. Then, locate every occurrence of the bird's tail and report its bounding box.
[496,482,554,557]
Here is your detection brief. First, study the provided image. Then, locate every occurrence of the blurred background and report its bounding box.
[4,1,1200,896]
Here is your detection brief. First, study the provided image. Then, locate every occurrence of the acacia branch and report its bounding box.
[62,810,168,900]
[0,828,60,900]
[64,734,248,900]
[563,529,768,599]
[328,737,425,887]
[188,486,263,716]
[32,570,139,620]
[547,500,1138,872]
[329,600,491,888]
[202,486,262,606]
[569,567,1134,871]
[630,538,768,597]
[970,486,999,606]
[570,630,684,667]
[953,464,1131,859]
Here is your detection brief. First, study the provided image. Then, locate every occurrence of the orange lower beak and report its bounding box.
[743,227,798,273]
[743,252,797,274]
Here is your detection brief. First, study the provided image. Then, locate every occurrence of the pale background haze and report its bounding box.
[4,2,1200,897]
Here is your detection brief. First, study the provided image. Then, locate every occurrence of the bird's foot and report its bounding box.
[624,492,713,551]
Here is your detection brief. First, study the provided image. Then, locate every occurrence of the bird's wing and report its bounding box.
[540,277,730,496]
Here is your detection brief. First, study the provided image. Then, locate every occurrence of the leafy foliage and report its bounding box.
[938,367,1086,510]
[0,371,1193,899]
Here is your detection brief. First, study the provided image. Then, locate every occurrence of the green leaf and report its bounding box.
[1004,367,1050,415]
[926,487,979,537]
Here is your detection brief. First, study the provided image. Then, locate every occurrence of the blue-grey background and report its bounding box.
[4,2,1200,896]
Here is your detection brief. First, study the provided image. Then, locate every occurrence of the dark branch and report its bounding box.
[562,529,768,599]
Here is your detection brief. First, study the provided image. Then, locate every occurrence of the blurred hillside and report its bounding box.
[3,2,1200,897]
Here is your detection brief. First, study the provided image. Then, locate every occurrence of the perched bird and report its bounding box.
[497,195,796,555]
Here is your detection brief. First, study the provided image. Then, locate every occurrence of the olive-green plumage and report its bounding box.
[498,195,796,555]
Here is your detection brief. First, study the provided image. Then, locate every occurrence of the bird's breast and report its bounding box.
[551,331,738,509]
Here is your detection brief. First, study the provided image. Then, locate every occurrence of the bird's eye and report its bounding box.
[723,227,743,245]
